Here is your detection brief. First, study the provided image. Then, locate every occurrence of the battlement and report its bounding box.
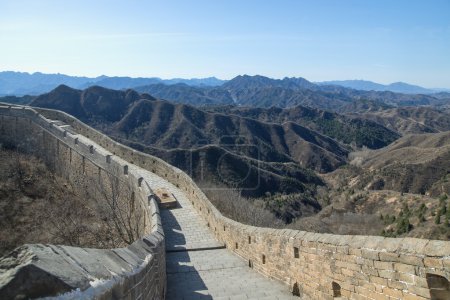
[1,104,449,299]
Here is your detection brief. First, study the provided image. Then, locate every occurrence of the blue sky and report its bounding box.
[1,0,449,87]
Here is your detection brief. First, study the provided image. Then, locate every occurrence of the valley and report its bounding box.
[17,75,450,240]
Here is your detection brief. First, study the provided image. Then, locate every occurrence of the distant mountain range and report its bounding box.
[0,71,225,96]
[318,80,450,94]
[1,71,449,97]
[134,75,450,110]
[3,74,450,114]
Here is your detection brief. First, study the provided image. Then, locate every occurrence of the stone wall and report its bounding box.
[0,105,166,299]
[31,107,450,299]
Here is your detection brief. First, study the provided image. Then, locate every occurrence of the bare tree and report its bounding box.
[348,146,371,167]
[202,181,284,228]
[90,170,146,245]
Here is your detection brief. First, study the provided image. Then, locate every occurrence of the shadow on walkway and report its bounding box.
[166,251,213,300]
[163,207,213,299]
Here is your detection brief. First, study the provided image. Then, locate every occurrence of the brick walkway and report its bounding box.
[142,171,299,300]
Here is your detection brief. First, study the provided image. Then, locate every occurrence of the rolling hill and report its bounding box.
[32,86,353,172]
[337,131,450,195]
[205,105,400,149]
[345,106,450,135]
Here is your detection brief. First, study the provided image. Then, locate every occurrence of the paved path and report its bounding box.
[141,171,299,300]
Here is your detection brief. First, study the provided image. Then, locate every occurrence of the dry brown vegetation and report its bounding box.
[320,166,450,240]
[0,148,144,257]
[202,182,284,228]
[345,106,450,135]
[201,172,450,240]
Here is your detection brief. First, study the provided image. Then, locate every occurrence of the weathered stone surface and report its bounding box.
[423,240,450,257]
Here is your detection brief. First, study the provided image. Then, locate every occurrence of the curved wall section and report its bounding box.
[0,105,166,299]
[35,107,450,299]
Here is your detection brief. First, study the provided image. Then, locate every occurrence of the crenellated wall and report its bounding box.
[2,104,450,299]
[0,105,166,299]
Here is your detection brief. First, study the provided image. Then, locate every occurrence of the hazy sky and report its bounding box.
[1,0,449,87]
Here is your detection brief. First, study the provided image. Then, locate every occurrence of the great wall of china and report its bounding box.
[0,104,449,299]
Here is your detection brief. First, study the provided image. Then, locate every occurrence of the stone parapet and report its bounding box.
[0,105,166,299]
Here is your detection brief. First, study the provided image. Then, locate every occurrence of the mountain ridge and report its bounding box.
[135,75,449,110]
[0,71,226,95]
[2,71,448,99]
[318,79,448,94]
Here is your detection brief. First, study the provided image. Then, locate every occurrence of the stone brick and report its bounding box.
[352,271,370,282]
[398,272,415,284]
[382,287,403,298]
[362,249,380,260]
[356,257,374,267]
[330,272,346,282]
[424,257,443,268]
[376,238,404,252]
[443,258,450,268]
[342,268,355,277]
[351,292,369,300]
[399,238,429,254]
[402,294,427,300]
[320,293,334,300]
[406,285,431,298]
[370,276,388,286]
[339,281,356,292]
[334,253,357,263]
[387,279,407,290]
[363,236,386,250]
[378,270,398,280]
[355,286,370,296]
[346,262,362,272]
[369,291,390,300]
[361,282,376,291]
[318,243,337,253]
[349,248,363,257]
[374,261,394,270]
[336,245,350,254]
[423,240,450,257]
[418,267,446,277]
[413,276,428,288]
[393,263,416,274]
[379,252,400,263]
[362,265,380,276]
[341,288,352,298]
[397,254,424,267]
[373,283,385,293]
